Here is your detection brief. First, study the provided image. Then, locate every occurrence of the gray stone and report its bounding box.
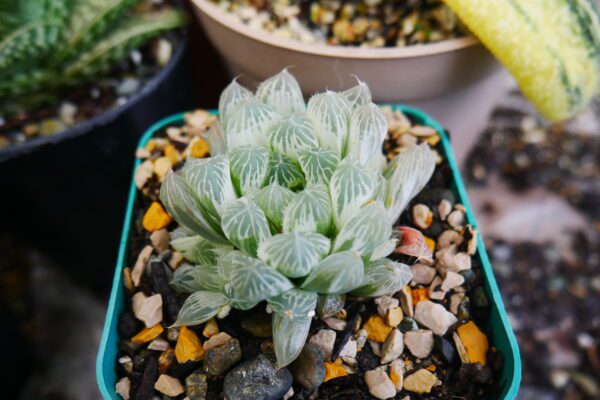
[204,338,242,376]
[185,370,208,400]
[223,354,293,400]
[308,329,336,361]
[290,343,325,390]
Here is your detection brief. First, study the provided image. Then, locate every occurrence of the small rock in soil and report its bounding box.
[364,369,396,399]
[203,332,232,350]
[374,296,399,318]
[322,317,347,331]
[154,374,185,397]
[403,368,437,394]
[381,329,403,364]
[309,329,336,361]
[223,354,293,400]
[399,317,419,333]
[435,335,457,365]
[414,300,457,336]
[410,264,436,285]
[185,370,208,400]
[137,294,163,328]
[389,359,404,391]
[116,376,131,400]
[290,343,325,390]
[204,337,242,376]
[339,339,357,365]
[404,329,434,359]
[150,229,170,253]
[356,340,380,372]
[148,338,169,352]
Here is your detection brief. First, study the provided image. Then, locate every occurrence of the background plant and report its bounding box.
[163,69,436,368]
[0,0,186,112]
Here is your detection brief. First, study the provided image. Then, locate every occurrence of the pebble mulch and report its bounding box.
[213,0,466,47]
[114,108,502,399]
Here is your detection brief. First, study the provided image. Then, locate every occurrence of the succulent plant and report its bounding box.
[0,0,186,111]
[163,69,436,368]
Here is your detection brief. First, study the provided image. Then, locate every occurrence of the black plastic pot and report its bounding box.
[0,34,199,295]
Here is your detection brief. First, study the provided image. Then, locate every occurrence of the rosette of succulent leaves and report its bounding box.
[162,69,436,368]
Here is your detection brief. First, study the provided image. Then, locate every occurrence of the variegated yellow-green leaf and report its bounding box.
[351,258,412,297]
[297,148,340,185]
[343,78,372,110]
[256,68,305,115]
[282,184,332,235]
[258,231,330,278]
[225,98,278,149]
[264,151,305,191]
[221,197,271,257]
[160,170,228,245]
[272,314,312,368]
[307,91,351,157]
[329,159,376,229]
[174,290,231,327]
[253,183,296,231]
[229,251,294,304]
[301,251,364,294]
[229,145,270,196]
[346,103,387,165]
[268,288,317,319]
[267,113,318,161]
[384,143,436,222]
[218,78,252,130]
[333,201,391,259]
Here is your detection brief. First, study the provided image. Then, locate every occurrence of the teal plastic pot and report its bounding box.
[96,106,521,399]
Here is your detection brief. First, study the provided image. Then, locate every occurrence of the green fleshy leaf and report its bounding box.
[346,103,387,166]
[351,258,413,297]
[268,288,317,319]
[264,151,305,191]
[170,233,233,266]
[332,201,392,259]
[267,113,318,161]
[160,170,228,244]
[206,121,227,156]
[221,197,271,257]
[174,290,231,327]
[301,251,364,294]
[169,264,197,293]
[272,314,312,368]
[329,159,377,229]
[316,294,346,318]
[229,251,294,304]
[224,97,278,150]
[370,239,399,261]
[258,231,330,278]
[297,148,340,185]
[282,184,333,235]
[253,183,296,231]
[219,78,252,129]
[229,145,270,196]
[343,79,372,110]
[307,91,351,157]
[170,264,227,293]
[256,68,305,115]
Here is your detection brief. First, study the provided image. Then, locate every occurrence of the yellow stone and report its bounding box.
[425,134,440,146]
[175,326,204,363]
[411,288,429,305]
[131,324,164,344]
[164,144,181,165]
[386,307,403,328]
[457,321,489,366]
[324,359,347,382]
[404,369,437,394]
[363,315,393,343]
[143,202,172,232]
[424,236,436,252]
[202,319,219,338]
[153,156,172,180]
[425,364,437,372]
[190,137,209,158]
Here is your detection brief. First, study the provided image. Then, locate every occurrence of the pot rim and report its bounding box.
[0,31,188,163]
[191,0,480,60]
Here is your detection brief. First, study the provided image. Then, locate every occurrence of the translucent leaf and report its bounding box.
[268,288,317,319]
[316,294,346,318]
[174,290,231,327]
[170,264,227,293]
[229,251,294,304]
[264,151,305,191]
[207,120,227,156]
[221,197,271,257]
[383,143,436,222]
[351,258,412,297]
[218,78,252,130]
[182,155,237,222]
[253,183,296,231]
[170,234,233,266]
[297,148,340,185]
[229,145,270,196]
[301,251,364,294]
[256,68,305,115]
[329,159,376,229]
[267,113,318,161]
[216,251,238,282]
[282,184,333,235]
[370,239,398,261]
[160,170,228,244]
[333,202,392,260]
[258,231,330,278]
[272,314,312,368]
[224,98,278,150]
[169,264,198,293]
[307,91,351,157]
[372,173,388,204]
[343,78,372,110]
[346,103,387,166]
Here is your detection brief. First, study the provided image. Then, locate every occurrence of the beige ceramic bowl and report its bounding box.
[191,0,499,102]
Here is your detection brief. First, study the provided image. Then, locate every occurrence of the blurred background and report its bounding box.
[0,0,598,399]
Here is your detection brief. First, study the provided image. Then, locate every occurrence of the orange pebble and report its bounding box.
[190,137,209,158]
[424,236,436,252]
[143,202,172,232]
[132,324,164,344]
[363,315,393,343]
[324,359,347,382]
[457,321,489,366]
[175,326,205,363]
[411,288,429,305]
